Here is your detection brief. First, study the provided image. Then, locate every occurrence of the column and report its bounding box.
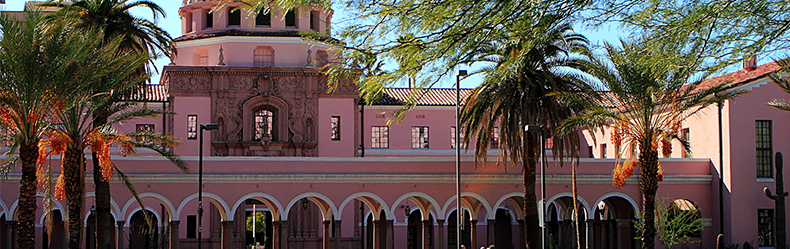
[436,219,445,249]
[518,219,525,249]
[616,219,631,249]
[272,221,281,249]
[422,220,431,249]
[470,220,478,248]
[487,219,496,247]
[333,220,341,249]
[117,221,125,249]
[372,220,380,249]
[170,220,180,249]
[385,220,394,249]
[279,221,289,249]
[222,221,233,249]
[323,220,331,249]
[6,221,14,249]
[586,220,594,249]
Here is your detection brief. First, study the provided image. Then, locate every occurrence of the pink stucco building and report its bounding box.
[0,1,787,249]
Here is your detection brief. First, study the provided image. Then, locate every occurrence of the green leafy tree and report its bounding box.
[246,211,267,246]
[562,39,737,249]
[460,19,592,249]
[43,1,177,248]
[585,0,790,72]
[634,198,704,249]
[0,12,107,249]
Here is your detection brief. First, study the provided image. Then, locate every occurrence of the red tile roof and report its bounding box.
[698,62,781,90]
[371,88,474,106]
[127,84,168,102]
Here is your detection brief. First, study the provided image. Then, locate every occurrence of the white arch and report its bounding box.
[230,193,285,221]
[0,198,7,219]
[283,192,338,221]
[125,207,162,227]
[492,192,524,212]
[593,192,640,220]
[9,194,65,221]
[121,192,177,222]
[440,192,493,220]
[390,192,441,223]
[38,208,66,224]
[546,192,592,220]
[83,209,119,227]
[443,206,472,221]
[175,192,232,221]
[337,192,392,221]
[492,206,518,223]
[86,192,122,218]
[404,209,439,225]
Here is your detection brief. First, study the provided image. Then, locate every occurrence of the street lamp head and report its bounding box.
[525,125,543,132]
[456,70,467,77]
[201,123,219,130]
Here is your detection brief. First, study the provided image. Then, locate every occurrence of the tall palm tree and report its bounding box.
[0,12,112,249]
[460,19,592,249]
[562,40,738,249]
[43,1,176,247]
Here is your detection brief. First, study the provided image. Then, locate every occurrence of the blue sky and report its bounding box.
[0,1,686,89]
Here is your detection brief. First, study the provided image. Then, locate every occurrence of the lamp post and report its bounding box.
[525,125,546,249]
[198,123,218,249]
[455,69,466,248]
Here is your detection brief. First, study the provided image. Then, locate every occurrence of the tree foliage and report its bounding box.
[634,198,704,249]
[585,0,790,72]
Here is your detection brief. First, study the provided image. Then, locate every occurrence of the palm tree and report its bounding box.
[562,40,738,249]
[43,1,176,247]
[0,12,110,249]
[460,19,592,249]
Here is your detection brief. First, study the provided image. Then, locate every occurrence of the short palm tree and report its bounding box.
[460,20,592,249]
[43,1,176,247]
[0,12,110,249]
[563,40,738,249]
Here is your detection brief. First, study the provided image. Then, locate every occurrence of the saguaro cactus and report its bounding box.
[765,152,788,249]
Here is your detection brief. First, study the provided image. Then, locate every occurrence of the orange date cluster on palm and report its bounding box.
[612,159,663,189]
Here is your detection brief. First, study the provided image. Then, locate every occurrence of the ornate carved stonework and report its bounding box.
[164,66,352,157]
[172,76,210,91]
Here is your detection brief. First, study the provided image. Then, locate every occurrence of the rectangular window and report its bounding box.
[136,124,155,132]
[310,11,317,31]
[371,126,389,149]
[205,11,213,28]
[757,120,772,178]
[256,11,271,26]
[285,9,296,27]
[681,128,690,158]
[187,115,197,140]
[186,215,197,238]
[451,126,465,149]
[228,9,241,26]
[411,126,429,149]
[136,124,155,141]
[600,143,607,158]
[490,127,500,149]
[330,116,340,140]
[758,209,774,247]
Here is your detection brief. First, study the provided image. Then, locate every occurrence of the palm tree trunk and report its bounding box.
[639,145,659,249]
[92,113,113,249]
[573,161,581,249]
[523,133,541,249]
[16,138,39,249]
[93,149,113,249]
[63,143,86,249]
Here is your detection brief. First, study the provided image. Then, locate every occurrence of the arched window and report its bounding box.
[256,10,271,26]
[667,199,702,238]
[228,8,241,26]
[253,46,274,67]
[254,109,275,141]
[205,10,213,28]
[193,48,209,66]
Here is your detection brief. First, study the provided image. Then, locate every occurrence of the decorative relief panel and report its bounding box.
[172,76,210,91]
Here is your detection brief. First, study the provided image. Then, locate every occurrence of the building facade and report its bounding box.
[0,1,787,249]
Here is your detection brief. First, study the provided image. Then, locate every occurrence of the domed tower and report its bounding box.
[162,0,358,158]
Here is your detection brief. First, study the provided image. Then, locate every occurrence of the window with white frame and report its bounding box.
[411,126,429,149]
[254,109,274,141]
[330,116,340,140]
[371,126,388,149]
[187,115,197,140]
